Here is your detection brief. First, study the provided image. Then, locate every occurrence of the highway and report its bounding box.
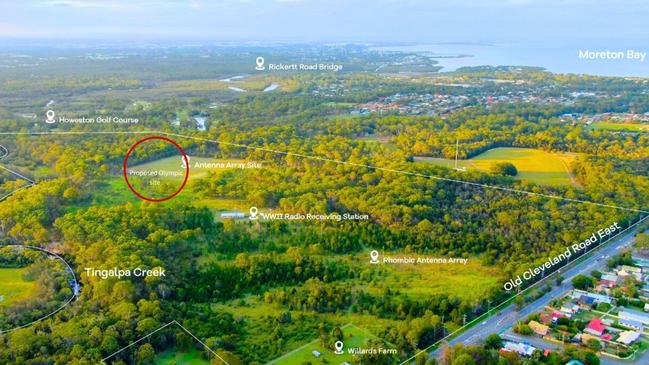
[430,223,647,362]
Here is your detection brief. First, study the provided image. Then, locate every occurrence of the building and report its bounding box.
[619,309,649,326]
[221,212,246,219]
[595,283,616,295]
[581,333,601,346]
[601,334,613,341]
[619,318,644,331]
[578,295,596,309]
[617,266,643,281]
[560,304,579,315]
[617,331,641,345]
[502,341,536,357]
[621,265,642,274]
[601,273,619,283]
[312,350,321,358]
[584,318,606,337]
[600,279,617,288]
[571,290,612,305]
[529,321,549,336]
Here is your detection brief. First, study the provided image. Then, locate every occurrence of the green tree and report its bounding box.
[572,274,594,290]
[451,354,476,365]
[135,343,155,365]
[489,162,517,176]
[484,334,502,349]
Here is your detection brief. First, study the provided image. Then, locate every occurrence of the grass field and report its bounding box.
[129,156,247,180]
[414,147,578,186]
[270,324,386,365]
[155,348,211,365]
[0,268,37,307]
[368,258,502,301]
[124,156,249,201]
[590,122,649,132]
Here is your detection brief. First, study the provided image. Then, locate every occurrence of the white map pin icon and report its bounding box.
[334,340,344,354]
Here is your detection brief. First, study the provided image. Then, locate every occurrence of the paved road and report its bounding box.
[430,224,647,361]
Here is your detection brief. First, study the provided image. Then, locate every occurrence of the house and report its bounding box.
[502,341,536,357]
[560,304,579,314]
[312,350,321,358]
[601,273,619,283]
[581,333,601,346]
[617,331,641,345]
[621,265,642,274]
[552,310,570,320]
[601,334,613,341]
[599,279,618,288]
[619,318,644,331]
[578,295,596,309]
[645,303,649,312]
[642,285,649,296]
[571,290,612,305]
[529,321,549,336]
[540,314,553,325]
[617,266,643,281]
[596,279,618,293]
[584,318,606,337]
[619,309,649,326]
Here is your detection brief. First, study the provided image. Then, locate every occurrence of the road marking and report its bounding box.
[405,215,648,364]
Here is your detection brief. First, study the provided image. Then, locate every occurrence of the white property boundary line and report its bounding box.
[2,130,648,362]
[0,130,647,214]
[0,143,35,201]
[0,244,79,334]
[100,320,230,365]
[399,213,649,364]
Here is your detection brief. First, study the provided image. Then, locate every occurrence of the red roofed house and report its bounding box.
[600,279,617,288]
[540,314,553,325]
[585,318,606,337]
[601,334,613,341]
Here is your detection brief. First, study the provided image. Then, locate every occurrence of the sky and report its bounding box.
[1,0,648,44]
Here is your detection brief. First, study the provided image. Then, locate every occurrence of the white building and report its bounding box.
[221,212,245,219]
[571,289,612,304]
[502,341,536,357]
[619,309,649,326]
[617,331,641,345]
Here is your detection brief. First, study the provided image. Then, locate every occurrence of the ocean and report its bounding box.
[370,41,649,77]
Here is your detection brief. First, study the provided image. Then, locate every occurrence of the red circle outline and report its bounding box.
[123,136,189,202]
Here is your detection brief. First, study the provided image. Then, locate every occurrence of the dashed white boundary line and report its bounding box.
[99,320,230,365]
[0,244,78,334]
[0,130,647,214]
[0,143,36,201]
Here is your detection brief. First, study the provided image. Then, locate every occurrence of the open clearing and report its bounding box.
[271,324,387,365]
[590,122,649,132]
[0,268,37,307]
[129,156,247,180]
[155,348,211,365]
[414,147,578,186]
[367,258,502,301]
